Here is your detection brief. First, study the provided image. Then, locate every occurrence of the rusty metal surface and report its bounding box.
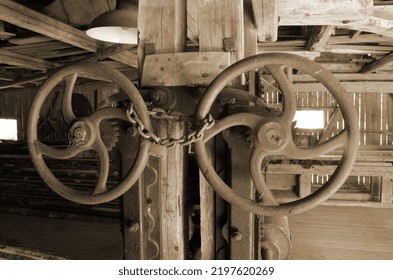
[27,62,151,204]
[224,127,256,260]
[194,53,359,216]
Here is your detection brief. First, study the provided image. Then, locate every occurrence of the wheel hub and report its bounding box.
[70,120,95,147]
[257,121,287,152]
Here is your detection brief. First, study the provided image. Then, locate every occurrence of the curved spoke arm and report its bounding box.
[286,130,347,159]
[62,73,78,124]
[204,112,262,143]
[90,107,130,125]
[92,136,110,195]
[249,147,278,206]
[34,140,82,159]
[265,65,297,124]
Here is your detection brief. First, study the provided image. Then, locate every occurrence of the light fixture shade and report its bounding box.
[86,8,138,44]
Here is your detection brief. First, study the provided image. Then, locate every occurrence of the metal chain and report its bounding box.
[126,104,215,147]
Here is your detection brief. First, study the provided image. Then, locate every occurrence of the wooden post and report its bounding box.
[196,0,244,260]
[124,0,188,260]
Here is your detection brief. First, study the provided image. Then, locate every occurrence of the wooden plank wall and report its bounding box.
[0,87,116,141]
[263,90,393,145]
[263,90,393,189]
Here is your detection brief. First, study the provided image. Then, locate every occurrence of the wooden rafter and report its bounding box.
[279,0,372,26]
[0,0,138,68]
[0,49,61,70]
[361,52,393,73]
[0,43,134,90]
[306,26,336,52]
[343,16,393,38]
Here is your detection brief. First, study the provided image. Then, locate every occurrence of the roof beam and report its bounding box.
[0,0,137,68]
[279,0,372,25]
[292,81,393,93]
[343,16,393,37]
[306,26,336,52]
[361,52,393,73]
[0,49,61,70]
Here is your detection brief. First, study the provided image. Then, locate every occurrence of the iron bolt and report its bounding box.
[150,91,161,103]
[231,231,243,241]
[232,127,243,137]
[74,127,87,141]
[266,129,283,145]
[127,126,138,136]
[128,221,140,233]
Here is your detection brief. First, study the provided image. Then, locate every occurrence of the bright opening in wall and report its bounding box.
[293,110,324,129]
[0,118,18,140]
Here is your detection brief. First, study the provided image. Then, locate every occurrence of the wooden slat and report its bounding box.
[292,81,393,93]
[278,0,372,26]
[267,164,393,177]
[289,73,393,82]
[141,52,230,87]
[0,0,137,68]
[258,50,321,60]
[321,44,393,55]
[327,34,393,45]
[0,49,61,70]
[381,176,393,203]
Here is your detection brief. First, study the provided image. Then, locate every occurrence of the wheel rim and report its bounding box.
[194,53,359,216]
[27,62,151,204]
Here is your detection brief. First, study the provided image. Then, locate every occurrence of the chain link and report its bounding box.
[126,104,215,147]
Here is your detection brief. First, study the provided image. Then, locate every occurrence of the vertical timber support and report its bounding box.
[123,0,188,260]
[196,0,245,260]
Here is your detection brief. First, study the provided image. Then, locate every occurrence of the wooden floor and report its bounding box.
[1,205,393,260]
[0,213,123,260]
[289,205,393,259]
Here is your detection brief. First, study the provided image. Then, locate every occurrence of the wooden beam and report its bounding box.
[292,81,393,93]
[198,0,244,63]
[306,26,336,52]
[138,0,187,73]
[0,44,134,90]
[318,108,342,143]
[141,52,230,87]
[373,5,393,21]
[361,52,393,73]
[0,0,137,68]
[297,174,311,198]
[289,73,393,82]
[381,176,393,203]
[328,34,393,45]
[253,0,279,42]
[278,0,373,26]
[0,49,61,70]
[187,0,199,44]
[258,50,321,60]
[196,0,245,260]
[343,16,393,38]
[321,44,393,55]
[267,164,393,177]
